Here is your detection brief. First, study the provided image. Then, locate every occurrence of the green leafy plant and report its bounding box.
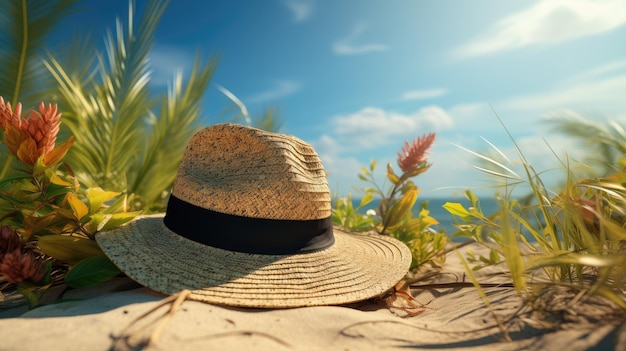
[333,134,448,269]
[0,97,137,307]
[0,0,83,180]
[44,0,218,212]
[331,193,377,232]
[444,120,626,309]
[0,0,81,110]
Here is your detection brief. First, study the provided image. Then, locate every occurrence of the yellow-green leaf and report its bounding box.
[46,169,72,187]
[66,193,89,220]
[399,165,430,182]
[383,188,418,228]
[419,207,439,226]
[443,202,472,220]
[86,187,121,212]
[369,159,378,172]
[359,192,374,208]
[102,194,130,214]
[22,213,63,239]
[90,211,140,232]
[37,235,104,265]
[360,166,369,176]
[465,190,479,206]
[529,253,620,270]
[386,162,400,185]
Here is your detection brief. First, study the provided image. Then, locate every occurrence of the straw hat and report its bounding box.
[96,123,411,308]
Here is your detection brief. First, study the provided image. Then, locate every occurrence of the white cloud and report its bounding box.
[448,103,487,121]
[246,80,302,103]
[400,88,447,101]
[284,0,313,23]
[332,106,454,149]
[149,45,195,87]
[333,23,388,55]
[501,75,626,111]
[567,60,626,83]
[313,105,455,195]
[455,0,626,58]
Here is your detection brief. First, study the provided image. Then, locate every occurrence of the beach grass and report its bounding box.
[444,117,626,314]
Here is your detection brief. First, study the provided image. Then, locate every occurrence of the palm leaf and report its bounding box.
[216,86,284,133]
[46,0,218,212]
[0,0,80,108]
[132,54,218,211]
[0,0,81,178]
[216,84,251,124]
[46,0,168,192]
[253,106,284,132]
[546,113,626,175]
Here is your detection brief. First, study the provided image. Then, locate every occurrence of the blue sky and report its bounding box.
[56,0,626,198]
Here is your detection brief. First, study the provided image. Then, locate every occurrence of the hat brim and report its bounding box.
[95,214,411,308]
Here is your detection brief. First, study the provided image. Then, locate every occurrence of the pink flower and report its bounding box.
[0,97,22,130]
[397,133,435,173]
[0,97,73,167]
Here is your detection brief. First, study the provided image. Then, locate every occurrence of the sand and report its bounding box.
[0,245,624,351]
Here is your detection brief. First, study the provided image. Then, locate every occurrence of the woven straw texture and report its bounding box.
[96,215,411,307]
[172,123,330,220]
[96,123,411,308]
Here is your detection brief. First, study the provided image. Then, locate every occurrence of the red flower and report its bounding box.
[0,225,47,284]
[0,249,47,284]
[397,133,435,173]
[0,225,22,262]
[0,97,73,167]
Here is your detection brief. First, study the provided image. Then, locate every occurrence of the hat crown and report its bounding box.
[171,124,331,220]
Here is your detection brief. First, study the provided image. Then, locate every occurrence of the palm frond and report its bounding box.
[0,0,80,108]
[0,0,81,174]
[253,106,284,132]
[216,86,284,132]
[132,53,218,211]
[216,84,251,125]
[46,0,219,212]
[546,113,626,174]
[451,142,520,179]
[46,0,168,192]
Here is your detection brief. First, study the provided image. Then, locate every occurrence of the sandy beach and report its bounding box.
[1,244,623,351]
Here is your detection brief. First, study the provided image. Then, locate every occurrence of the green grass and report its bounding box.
[444,116,626,310]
